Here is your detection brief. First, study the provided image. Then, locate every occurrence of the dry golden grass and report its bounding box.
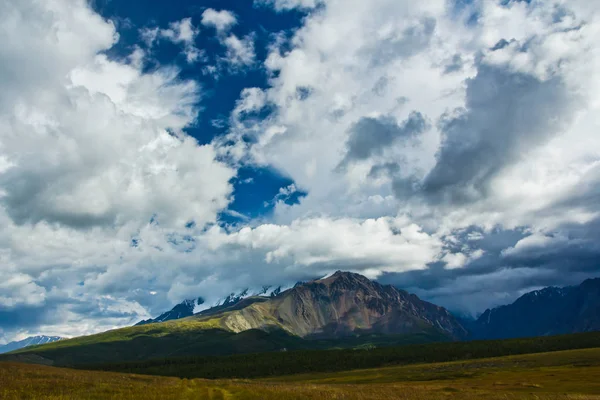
[3,347,600,399]
[270,347,600,393]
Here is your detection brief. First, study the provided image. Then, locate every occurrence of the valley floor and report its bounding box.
[3,347,600,399]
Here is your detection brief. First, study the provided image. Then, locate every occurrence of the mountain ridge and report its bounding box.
[134,273,600,342]
[192,270,467,339]
[135,271,465,339]
[135,285,295,326]
[0,336,63,354]
[6,272,600,367]
[135,297,206,326]
[472,277,600,339]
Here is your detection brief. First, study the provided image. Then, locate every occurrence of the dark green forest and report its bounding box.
[88,331,600,380]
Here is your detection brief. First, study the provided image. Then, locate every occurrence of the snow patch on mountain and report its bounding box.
[137,281,300,326]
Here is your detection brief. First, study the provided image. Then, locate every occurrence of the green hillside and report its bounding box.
[0,312,449,366]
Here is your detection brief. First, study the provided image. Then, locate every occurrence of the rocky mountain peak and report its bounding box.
[135,271,467,340]
[316,270,375,289]
[214,271,467,340]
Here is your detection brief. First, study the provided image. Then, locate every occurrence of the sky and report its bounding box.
[0,0,599,342]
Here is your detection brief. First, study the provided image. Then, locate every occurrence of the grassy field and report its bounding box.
[268,347,600,392]
[3,347,600,399]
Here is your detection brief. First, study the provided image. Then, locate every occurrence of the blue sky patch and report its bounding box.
[91,0,309,225]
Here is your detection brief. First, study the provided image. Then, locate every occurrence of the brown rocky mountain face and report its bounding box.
[212,271,468,339]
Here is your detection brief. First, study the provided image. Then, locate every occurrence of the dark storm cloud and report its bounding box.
[0,305,55,333]
[443,54,464,74]
[502,219,600,275]
[339,111,428,168]
[0,294,145,343]
[549,165,600,215]
[0,295,72,342]
[379,219,600,316]
[0,169,117,229]
[422,64,577,204]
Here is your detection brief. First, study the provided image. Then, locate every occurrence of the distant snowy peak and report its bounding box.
[136,283,299,326]
[213,283,297,307]
[0,335,63,354]
[135,297,205,326]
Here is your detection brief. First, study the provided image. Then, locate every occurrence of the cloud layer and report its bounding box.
[0,0,233,340]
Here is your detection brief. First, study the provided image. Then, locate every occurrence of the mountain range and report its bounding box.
[135,271,465,339]
[2,272,599,367]
[205,271,466,339]
[142,274,600,342]
[0,336,63,354]
[471,277,600,339]
[0,272,463,366]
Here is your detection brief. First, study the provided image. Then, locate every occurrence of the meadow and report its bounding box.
[3,346,600,399]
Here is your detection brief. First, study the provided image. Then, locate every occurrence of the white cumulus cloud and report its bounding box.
[0,0,234,341]
[201,9,237,34]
